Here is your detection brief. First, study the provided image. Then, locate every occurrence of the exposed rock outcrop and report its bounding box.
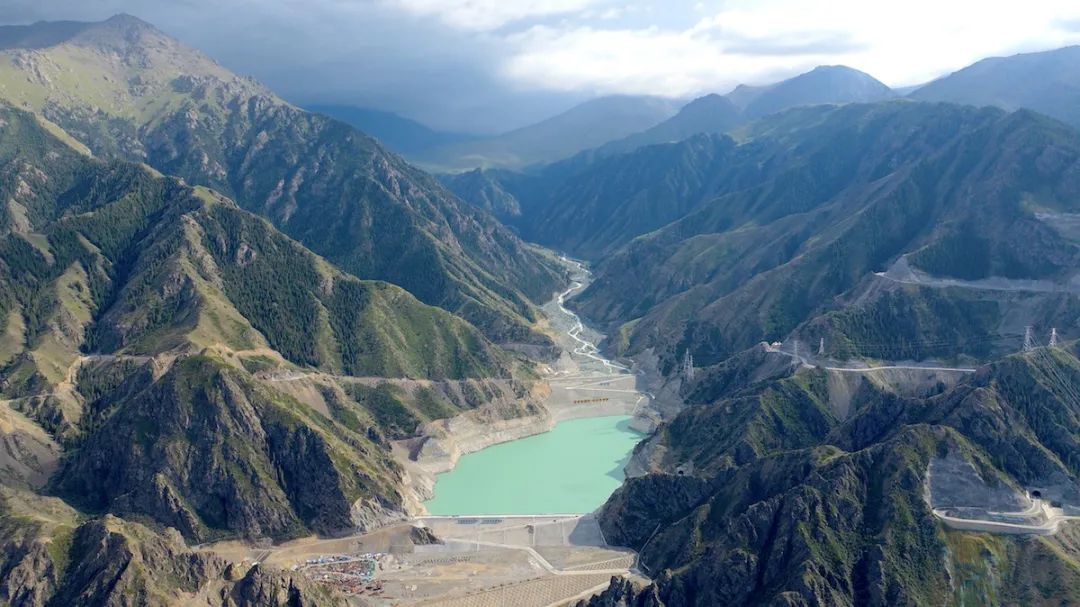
[223,564,346,607]
[576,576,665,607]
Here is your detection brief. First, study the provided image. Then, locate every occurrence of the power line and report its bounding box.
[1025,335,1080,408]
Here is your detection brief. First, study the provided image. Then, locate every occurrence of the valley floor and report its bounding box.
[201,256,655,606]
[202,514,640,607]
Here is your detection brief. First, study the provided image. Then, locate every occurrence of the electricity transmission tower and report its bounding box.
[682,350,695,381]
[1050,328,1059,347]
[818,338,825,357]
[1023,326,1035,352]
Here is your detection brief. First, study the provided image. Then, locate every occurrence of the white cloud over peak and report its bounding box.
[500,0,1080,96]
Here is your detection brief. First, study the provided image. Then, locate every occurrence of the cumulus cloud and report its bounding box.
[501,0,1080,96]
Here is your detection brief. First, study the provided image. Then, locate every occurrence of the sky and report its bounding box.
[5,0,1080,133]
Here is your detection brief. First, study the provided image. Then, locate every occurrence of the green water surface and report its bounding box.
[423,415,643,515]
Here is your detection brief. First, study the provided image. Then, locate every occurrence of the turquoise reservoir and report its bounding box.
[423,415,643,515]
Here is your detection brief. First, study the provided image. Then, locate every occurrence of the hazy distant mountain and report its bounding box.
[419,95,681,170]
[742,65,895,119]
[418,67,891,172]
[548,66,894,164]
[910,45,1080,127]
[307,104,475,156]
[451,66,897,240]
[724,82,772,109]
[585,94,743,158]
[0,19,99,49]
[0,14,563,346]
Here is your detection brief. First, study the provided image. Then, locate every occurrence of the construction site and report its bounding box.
[204,514,641,607]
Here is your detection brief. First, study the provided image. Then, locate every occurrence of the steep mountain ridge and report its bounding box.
[440,168,524,223]
[1,489,345,606]
[911,45,1080,128]
[53,354,404,541]
[0,14,564,346]
[0,105,511,389]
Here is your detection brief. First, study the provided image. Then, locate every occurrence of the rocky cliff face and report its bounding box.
[51,517,219,606]
[223,563,345,607]
[576,576,665,607]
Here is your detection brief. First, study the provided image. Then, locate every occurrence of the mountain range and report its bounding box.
[0,97,548,592]
[447,45,1080,205]
[550,47,1080,607]
[5,11,1080,607]
[444,65,903,229]
[540,102,1080,371]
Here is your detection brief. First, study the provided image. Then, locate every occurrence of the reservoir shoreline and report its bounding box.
[422,414,644,515]
[393,257,657,516]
